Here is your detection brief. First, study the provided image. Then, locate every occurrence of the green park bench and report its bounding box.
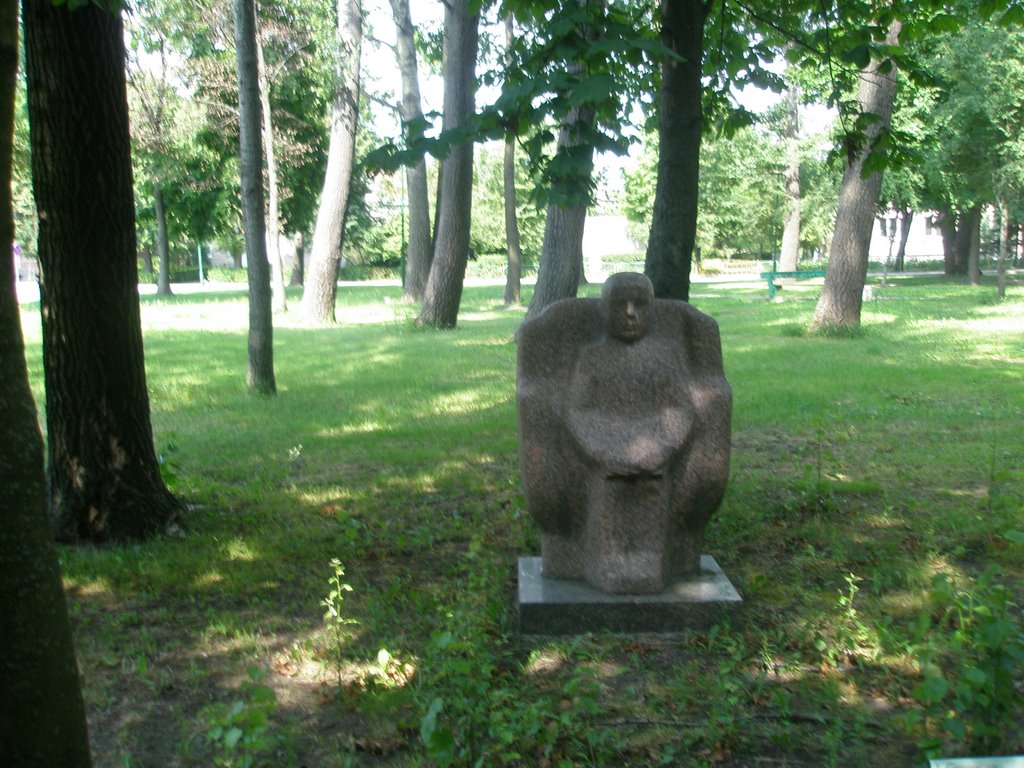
[759,269,827,299]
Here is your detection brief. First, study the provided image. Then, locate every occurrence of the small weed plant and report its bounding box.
[910,565,1024,757]
[322,558,357,687]
[201,667,278,768]
[415,542,618,766]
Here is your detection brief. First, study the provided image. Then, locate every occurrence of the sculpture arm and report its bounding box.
[568,406,691,477]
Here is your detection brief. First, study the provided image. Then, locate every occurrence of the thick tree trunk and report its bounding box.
[389,0,432,302]
[952,207,980,277]
[939,208,960,274]
[525,1,601,318]
[812,20,901,330]
[417,0,479,329]
[301,0,361,323]
[503,132,522,306]
[965,204,981,285]
[289,230,305,285]
[0,4,92,761]
[256,28,287,313]
[23,0,180,541]
[644,0,710,301]
[778,83,801,273]
[527,195,588,318]
[895,207,912,271]
[154,181,173,295]
[235,0,276,394]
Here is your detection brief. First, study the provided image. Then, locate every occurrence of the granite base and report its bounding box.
[517,555,742,636]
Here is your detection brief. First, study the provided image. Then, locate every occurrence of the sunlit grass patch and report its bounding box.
[20,277,1024,766]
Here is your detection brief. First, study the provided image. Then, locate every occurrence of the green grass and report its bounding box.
[19,274,1024,767]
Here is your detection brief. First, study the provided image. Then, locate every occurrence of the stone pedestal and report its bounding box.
[517,555,742,636]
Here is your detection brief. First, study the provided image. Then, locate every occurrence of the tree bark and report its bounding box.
[503,132,522,306]
[289,230,305,285]
[416,0,479,329]
[778,83,801,273]
[526,192,589,318]
[939,208,960,274]
[154,181,173,295]
[235,0,276,394]
[0,3,92,761]
[952,206,981,277]
[525,1,602,318]
[643,0,710,301]
[895,207,912,271]
[389,0,432,302]
[997,198,1008,299]
[23,0,180,541]
[965,204,981,285]
[256,25,287,313]
[301,0,362,323]
[812,20,901,330]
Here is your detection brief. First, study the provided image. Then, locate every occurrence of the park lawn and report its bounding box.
[18,274,1024,767]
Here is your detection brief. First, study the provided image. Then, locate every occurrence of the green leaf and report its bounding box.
[962,666,988,686]
[943,716,967,741]
[916,674,949,705]
[224,726,244,751]
[1005,530,1024,545]
[1000,5,1024,26]
[841,44,871,69]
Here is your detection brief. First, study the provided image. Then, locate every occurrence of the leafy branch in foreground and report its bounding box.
[910,565,1024,758]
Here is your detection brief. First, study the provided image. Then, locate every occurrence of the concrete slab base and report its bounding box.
[517,554,742,636]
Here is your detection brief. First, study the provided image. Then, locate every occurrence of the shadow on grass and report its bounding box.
[33,277,1024,766]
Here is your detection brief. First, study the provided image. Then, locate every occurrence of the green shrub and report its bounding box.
[911,565,1024,757]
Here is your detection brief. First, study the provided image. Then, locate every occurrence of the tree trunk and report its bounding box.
[416,0,479,329]
[23,0,181,541]
[503,131,522,306]
[256,26,287,313]
[0,4,92,760]
[997,198,1008,299]
[812,20,901,330]
[301,0,362,323]
[289,230,305,285]
[389,0,432,302]
[525,1,601,318]
[965,204,981,285]
[141,248,154,275]
[154,181,173,295]
[939,208,959,274]
[895,207,912,271]
[502,15,521,308]
[527,195,588,318]
[778,83,801,273]
[643,0,710,301]
[234,0,276,394]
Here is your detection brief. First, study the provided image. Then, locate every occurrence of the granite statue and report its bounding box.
[516,273,732,594]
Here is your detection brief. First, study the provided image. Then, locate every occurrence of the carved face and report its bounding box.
[604,276,653,342]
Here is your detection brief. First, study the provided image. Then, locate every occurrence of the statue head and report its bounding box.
[602,272,654,343]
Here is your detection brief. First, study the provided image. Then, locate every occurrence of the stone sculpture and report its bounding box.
[516,273,732,594]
